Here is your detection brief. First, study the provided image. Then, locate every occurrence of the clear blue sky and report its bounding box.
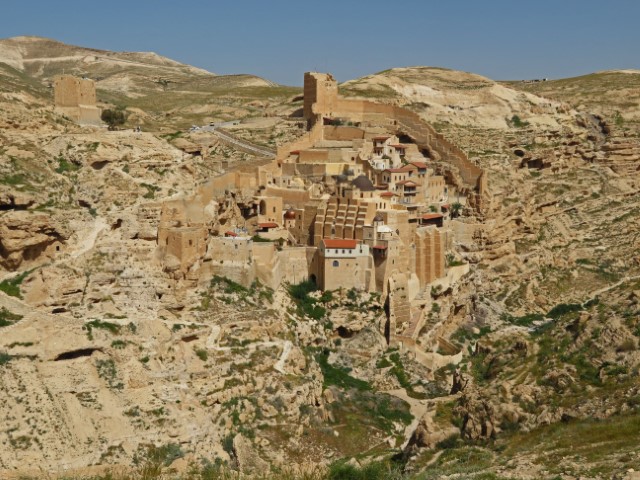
[2,0,639,85]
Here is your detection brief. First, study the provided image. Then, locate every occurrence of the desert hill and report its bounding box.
[341,66,576,130]
[0,36,290,130]
[0,37,639,479]
[0,36,215,85]
[505,69,640,123]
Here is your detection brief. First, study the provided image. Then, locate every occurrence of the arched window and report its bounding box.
[333,260,339,267]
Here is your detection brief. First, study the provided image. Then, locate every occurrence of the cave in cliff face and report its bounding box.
[54,348,102,361]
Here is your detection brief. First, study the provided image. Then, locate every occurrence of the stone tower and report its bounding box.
[53,75,101,125]
[303,72,338,124]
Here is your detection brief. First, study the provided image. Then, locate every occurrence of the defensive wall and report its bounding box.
[301,72,486,209]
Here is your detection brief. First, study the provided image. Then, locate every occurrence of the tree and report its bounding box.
[451,202,463,218]
[101,108,127,130]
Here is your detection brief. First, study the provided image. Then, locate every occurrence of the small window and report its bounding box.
[273,207,276,213]
[333,260,339,267]
[189,240,193,246]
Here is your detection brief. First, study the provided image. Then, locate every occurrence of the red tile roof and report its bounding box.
[421,213,444,220]
[258,222,279,229]
[372,245,388,250]
[290,150,301,155]
[224,231,238,237]
[410,161,428,169]
[322,238,358,249]
[397,180,420,187]
[441,204,450,209]
[372,136,390,141]
[379,191,396,197]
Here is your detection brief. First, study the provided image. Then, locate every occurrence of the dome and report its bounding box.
[351,175,375,192]
[373,213,384,223]
[284,208,296,220]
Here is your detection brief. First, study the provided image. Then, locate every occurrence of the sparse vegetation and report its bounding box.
[315,350,371,391]
[101,107,128,130]
[289,280,326,320]
[0,270,31,298]
[0,307,23,327]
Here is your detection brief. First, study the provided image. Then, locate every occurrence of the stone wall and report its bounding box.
[414,226,445,287]
[206,237,255,287]
[276,121,324,159]
[300,71,486,210]
[323,126,365,141]
[319,254,373,292]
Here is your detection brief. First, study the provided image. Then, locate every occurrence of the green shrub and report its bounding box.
[502,312,544,327]
[211,275,248,295]
[0,307,23,327]
[328,460,403,480]
[101,108,127,130]
[85,319,121,337]
[0,351,12,366]
[111,340,127,349]
[315,351,371,391]
[389,352,426,399]
[289,280,326,320]
[141,183,160,199]
[55,156,80,174]
[0,270,31,298]
[547,303,583,319]
[511,115,530,128]
[195,348,208,361]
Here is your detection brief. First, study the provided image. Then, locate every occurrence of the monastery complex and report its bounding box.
[150,73,486,344]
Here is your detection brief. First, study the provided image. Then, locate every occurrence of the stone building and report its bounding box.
[317,238,373,291]
[53,75,101,125]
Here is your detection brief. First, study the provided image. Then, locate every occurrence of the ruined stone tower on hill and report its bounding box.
[53,75,101,125]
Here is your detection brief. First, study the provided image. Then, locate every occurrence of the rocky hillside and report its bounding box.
[0,39,639,479]
[0,36,300,131]
[341,66,576,130]
[505,70,640,124]
[0,36,216,91]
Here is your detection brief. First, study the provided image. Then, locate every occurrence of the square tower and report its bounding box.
[303,72,338,121]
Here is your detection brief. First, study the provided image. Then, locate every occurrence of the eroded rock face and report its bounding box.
[232,434,268,474]
[405,413,458,452]
[0,211,69,269]
[455,387,498,440]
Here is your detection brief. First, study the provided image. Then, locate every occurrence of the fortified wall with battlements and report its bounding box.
[53,75,102,125]
[153,71,473,342]
[299,72,486,210]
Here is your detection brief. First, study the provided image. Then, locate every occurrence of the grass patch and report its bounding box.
[288,280,326,320]
[0,351,12,366]
[84,319,122,340]
[141,182,161,199]
[0,270,31,298]
[388,352,426,399]
[55,156,80,174]
[0,307,23,327]
[315,350,371,391]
